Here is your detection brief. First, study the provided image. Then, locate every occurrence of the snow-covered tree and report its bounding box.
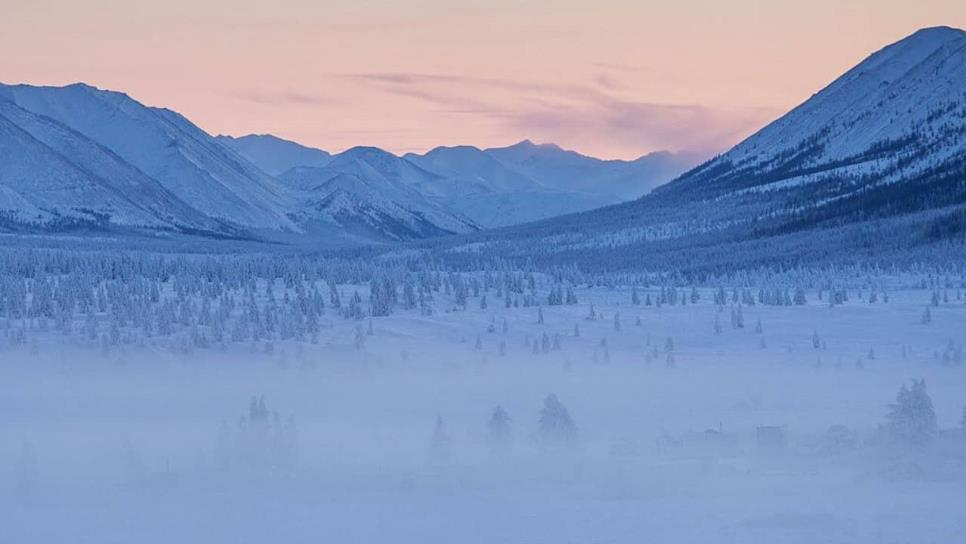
[536,394,576,449]
[432,414,450,459]
[487,405,512,451]
[884,379,938,447]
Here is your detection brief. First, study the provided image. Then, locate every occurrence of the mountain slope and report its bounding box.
[485,140,697,200]
[216,134,331,176]
[0,98,235,234]
[223,134,698,228]
[648,26,966,228]
[405,145,614,226]
[0,83,297,231]
[279,146,479,240]
[416,26,966,271]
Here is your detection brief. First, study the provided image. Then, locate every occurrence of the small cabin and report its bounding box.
[756,425,786,450]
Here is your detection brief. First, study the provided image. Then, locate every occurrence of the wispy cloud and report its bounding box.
[340,71,776,156]
[235,90,340,107]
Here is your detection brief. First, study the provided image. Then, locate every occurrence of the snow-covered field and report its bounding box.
[2,286,965,543]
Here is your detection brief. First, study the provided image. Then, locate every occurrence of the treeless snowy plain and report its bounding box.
[2,286,965,543]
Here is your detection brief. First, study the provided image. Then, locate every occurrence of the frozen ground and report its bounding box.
[2,287,965,543]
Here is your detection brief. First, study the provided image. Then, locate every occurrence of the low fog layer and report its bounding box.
[3,282,966,543]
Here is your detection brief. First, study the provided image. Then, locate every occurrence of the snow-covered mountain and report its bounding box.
[405,141,696,226]
[423,26,966,271]
[485,140,697,201]
[0,83,297,232]
[219,134,697,228]
[0,84,479,242]
[662,26,966,203]
[403,144,614,227]
[645,25,966,233]
[216,134,331,176]
[279,146,479,240]
[0,92,237,235]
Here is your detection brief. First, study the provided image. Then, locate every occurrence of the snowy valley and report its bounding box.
[1,20,965,544]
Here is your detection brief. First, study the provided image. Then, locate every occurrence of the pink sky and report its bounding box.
[2,1,964,159]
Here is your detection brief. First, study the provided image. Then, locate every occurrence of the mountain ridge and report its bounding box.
[407,26,966,272]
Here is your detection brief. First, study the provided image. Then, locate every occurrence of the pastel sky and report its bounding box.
[2,1,964,159]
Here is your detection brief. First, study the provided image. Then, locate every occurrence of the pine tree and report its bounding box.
[487,406,512,450]
[885,379,938,447]
[432,414,450,459]
[536,394,576,449]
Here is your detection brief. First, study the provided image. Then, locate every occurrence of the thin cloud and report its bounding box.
[341,70,776,156]
[236,90,339,107]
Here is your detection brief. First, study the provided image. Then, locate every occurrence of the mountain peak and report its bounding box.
[339,145,397,158]
[509,139,563,152]
[906,25,965,41]
[865,25,966,71]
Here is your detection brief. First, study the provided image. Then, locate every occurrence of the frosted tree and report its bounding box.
[664,336,676,367]
[432,414,451,459]
[565,286,578,305]
[402,282,417,310]
[329,283,342,309]
[884,379,938,447]
[536,394,576,450]
[487,406,512,451]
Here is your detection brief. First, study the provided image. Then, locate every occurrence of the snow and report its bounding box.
[0,83,298,231]
[2,281,965,544]
[727,26,966,174]
[217,134,332,176]
[0,82,697,240]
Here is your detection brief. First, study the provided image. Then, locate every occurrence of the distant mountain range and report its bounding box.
[416,26,966,271]
[220,135,698,228]
[3,25,963,265]
[0,81,695,243]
